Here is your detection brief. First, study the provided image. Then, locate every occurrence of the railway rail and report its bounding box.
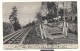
[3,27,32,44]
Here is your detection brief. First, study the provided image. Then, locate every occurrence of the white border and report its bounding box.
[0,0,80,51]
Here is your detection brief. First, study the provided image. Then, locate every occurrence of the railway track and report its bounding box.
[3,27,32,44]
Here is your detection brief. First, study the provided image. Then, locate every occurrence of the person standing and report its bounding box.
[62,21,69,37]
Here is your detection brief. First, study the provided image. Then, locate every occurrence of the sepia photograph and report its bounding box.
[3,1,78,49]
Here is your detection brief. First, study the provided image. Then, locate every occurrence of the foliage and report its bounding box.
[3,22,14,36]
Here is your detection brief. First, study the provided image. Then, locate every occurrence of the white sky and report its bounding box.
[3,2,41,25]
[3,2,71,26]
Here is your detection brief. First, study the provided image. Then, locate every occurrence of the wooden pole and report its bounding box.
[62,2,66,35]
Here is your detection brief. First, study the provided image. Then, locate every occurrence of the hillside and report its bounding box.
[3,22,14,36]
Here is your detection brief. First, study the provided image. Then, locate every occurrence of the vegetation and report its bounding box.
[3,22,14,36]
[23,21,35,28]
[9,6,21,31]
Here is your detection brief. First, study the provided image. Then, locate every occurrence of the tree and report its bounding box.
[71,2,77,14]
[71,2,77,23]
[9,6,21,31]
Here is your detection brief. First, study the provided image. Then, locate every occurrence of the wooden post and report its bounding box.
[62,2,68,37]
